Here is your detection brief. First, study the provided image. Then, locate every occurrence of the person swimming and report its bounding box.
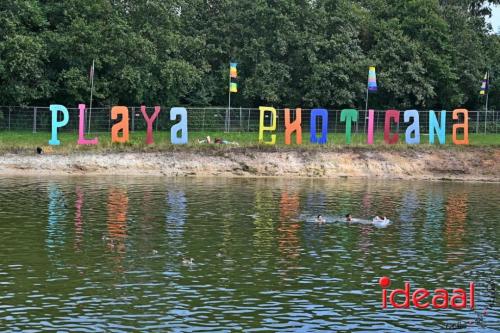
[345,213,352,222]
[315,214,326,224]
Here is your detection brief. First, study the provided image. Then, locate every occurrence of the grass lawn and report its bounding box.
[0,130,498,154]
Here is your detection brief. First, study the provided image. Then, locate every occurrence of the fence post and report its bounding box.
[108,107,111,131]
[33,107,37,133]
[497,111,499,134]
[224,108,228,132]
[355,111,359,134]
[476,110,479,134]
[155,107,159,132]
[247,109,251,132]
[202,108,206,131]
[494,111,498,134]
[8,107,11,131]
[483,109,487,134]
[131,107,135,132]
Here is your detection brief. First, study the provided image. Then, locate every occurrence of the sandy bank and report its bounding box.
[0,147,499,181]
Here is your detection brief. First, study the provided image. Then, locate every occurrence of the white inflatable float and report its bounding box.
[372,217,391,228]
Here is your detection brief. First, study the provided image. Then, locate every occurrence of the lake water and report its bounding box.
[0,176,498,332]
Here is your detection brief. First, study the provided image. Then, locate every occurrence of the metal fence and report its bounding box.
[0,106,498,134]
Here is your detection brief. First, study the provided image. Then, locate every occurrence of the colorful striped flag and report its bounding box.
[230,62,238,78]
[368,66,377,92]
[480,72,488,95]
[229,62,238,93]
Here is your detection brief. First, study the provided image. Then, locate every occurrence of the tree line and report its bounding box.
[0,0,499,110]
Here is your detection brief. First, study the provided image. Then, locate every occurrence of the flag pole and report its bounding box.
[364,86,369,133]
[88,59,94,134]
[227,71,231,133]
[484,71,489,134]
[484,85,489,134]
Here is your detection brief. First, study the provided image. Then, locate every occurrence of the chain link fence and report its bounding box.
[0,106,498,134]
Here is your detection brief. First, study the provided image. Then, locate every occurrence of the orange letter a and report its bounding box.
[111,106,130,143]
[452,109,469,145]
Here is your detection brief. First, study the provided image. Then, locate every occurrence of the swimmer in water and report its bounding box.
[345,213,352,222]
[315,215,326,224]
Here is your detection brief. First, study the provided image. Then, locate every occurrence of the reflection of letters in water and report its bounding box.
[445,193,468,260]
[74,186,84,251]
[47,184,66,251]
[423,190,444,246]
[398,191,418,255]
[107,189,129,253]
[279,191,301,263]
[166,191,186,226]
[165,190,187,247]
[165,191,187,252]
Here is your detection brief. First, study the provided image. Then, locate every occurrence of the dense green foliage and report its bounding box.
[0,0,499,109]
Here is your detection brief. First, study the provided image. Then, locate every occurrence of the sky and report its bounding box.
[488,5,500,33]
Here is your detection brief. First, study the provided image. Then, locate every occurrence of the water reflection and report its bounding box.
[423,188,445,256]
[106,187,128,265]
[278,190,301,263]
[445,192,469,263]
[398,190,418,258]
[47,183,67,262]
[74,186,84,252]
[0,177,497,332]
[252,188,275,255]
[165,189,187,254]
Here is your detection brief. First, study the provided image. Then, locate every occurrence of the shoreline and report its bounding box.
[1,147,499,181]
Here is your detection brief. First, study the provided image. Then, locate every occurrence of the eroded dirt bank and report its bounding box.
[0,147,499,181]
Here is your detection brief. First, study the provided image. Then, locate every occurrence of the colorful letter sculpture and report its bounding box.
[284,108,302,145]
[77,104,98,145]
[111,106,130,143]
[46,104,474,146]
[259,106,277,144]
[49,104,69,145]
[141,105,161,144]
[404,110,420,144]
[452,109,469,145]
[310,108,328,144]
[429,110,446,144]
[340,109,358,144]
[170,107,188,144]
[384,110,400,144]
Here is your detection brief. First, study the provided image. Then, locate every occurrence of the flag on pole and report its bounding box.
[229,62,238,93]
[480,71,488,95]
[368,66,377,92]
[230,62,238,78]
